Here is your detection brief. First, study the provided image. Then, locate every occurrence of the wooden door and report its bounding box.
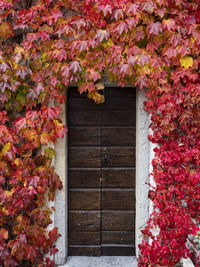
[68,87,136,256]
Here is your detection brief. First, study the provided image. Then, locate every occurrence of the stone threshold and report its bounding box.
[58,256,137,267]
[180,257,195,267]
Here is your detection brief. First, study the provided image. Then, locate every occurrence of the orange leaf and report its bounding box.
[0,22,14,39]
[0,228,8,239]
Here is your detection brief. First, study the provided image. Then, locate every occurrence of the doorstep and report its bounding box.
[58,256,137,267]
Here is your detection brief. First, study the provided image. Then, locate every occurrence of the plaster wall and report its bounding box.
[54,103,68,265]
[135,89,151,257]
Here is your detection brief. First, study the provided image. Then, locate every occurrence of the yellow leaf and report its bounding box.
[140,66,151,75]
[180,56,193,69]
[41,52,47,63]
[14,46,24,55]
[5,191,12,198]
[88,92,104,104]
[14,158,21,167]
[102,39,113,48]
[1,142,11,155]
[40,132,50,144]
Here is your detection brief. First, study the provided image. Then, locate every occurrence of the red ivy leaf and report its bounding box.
[84,69,101,82]
[29,176,40,187]
[52,49,67,62]
[0,62,11,73]
[15,67,32,80]
[25,245,38,262]
[37,31,50,41]
[147,22,163,35]
[13,117,27,131]
[138,54,150,67]
[69,61,82,74]
[113,9,124,20]
[4,257,19,267]
[135,76,148,89]
[98,4,112,16]
[0,111,9,124]
[42,8,62,26]
[54,24,72,38]
[126,18,138,29]
[71,18,86,31]
[95,30,110,42]
[134,29,144,41]
[61,64,70,78]
[40,106,61,120]
[163,47,177,59]
[162,18,176,31]
[142,2,156,13]
[35,82,45,95]
[48,228,60,243]
[128,56,137,66]
[0,175,5,185]
[126,3,139,15]
[118,64,129,77]
[114,22,128,35]
[79,82,96,94]
[77,41,88,52]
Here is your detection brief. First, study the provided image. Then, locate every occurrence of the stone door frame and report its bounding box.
[52,85,151,265]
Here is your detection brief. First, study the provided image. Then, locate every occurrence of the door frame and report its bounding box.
[52,84,152,265]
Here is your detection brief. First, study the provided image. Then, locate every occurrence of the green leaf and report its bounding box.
[16,91,26,104]
[45,147,55,160]
[101,39,113,48]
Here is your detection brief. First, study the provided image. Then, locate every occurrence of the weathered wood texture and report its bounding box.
[68,87,136,256]
[69,189,101,210]
[69,211,100,231]
[102,189,135,210]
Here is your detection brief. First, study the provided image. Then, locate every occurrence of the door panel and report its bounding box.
[69,98,102,110]
[69,189,101,210]
[101,211,135,231]
[102,169,135,188]
[69,126,101,146]
[102,146,135,167]
[68,246,101,256]
[102,127,135,146]
[68,147,101,167]
[68,87,136,256]
[69,169,101,188]
[101,189,135,210]
[102,110,135,126]
[101,231,135,245]
[68,110,101,126]
[101,98,135,110]
[69,211,101,232]
[69,232,100,245]
[101,246,135,256]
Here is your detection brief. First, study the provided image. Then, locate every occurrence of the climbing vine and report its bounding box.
[0,0,200,266]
